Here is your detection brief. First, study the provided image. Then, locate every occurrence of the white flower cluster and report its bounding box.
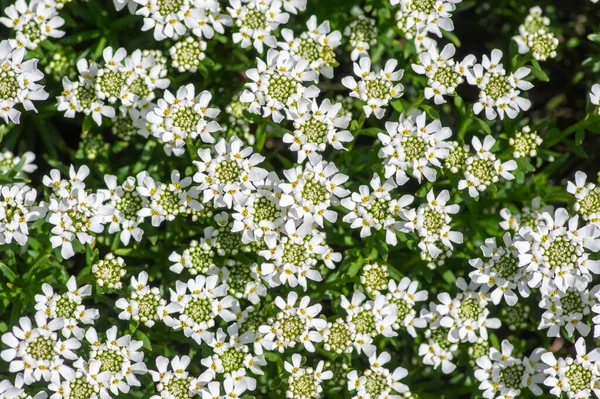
[474,340,545,397]
[57,47,169,126]
[568,171,600,227]
[2,277,149,398]
[466,49,533,120]
[145,84,222,156]
[0,183,44,245]
[378,110,452,184]
[122,0,231,41]
[0,0,65,50]
[241,49,319,123]
[512,6,559,61]
[391,0,462,51]
[344,12,378,61]
[412,43,474,105]
[228,0,305,53]
[278,15,341,80]
[457,135,518,198]
[342,57,404,119]
[0,40,49,124]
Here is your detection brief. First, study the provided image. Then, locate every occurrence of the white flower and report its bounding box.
[378,110,452,184]
[341,291,398,342]
[258,291,325,353]
[115,271,169,327]
[193,136,268,208]
[458,135,517,197]
[278,15,341,80]
[84,326,148,395]
[34,276,99,340]
[402,188,463,258]
[541,338,600,398]
[279,159,349,228]
[284,354,331,399]
[258,220,339,290]
[391,0,460,39]
[437,278,501,343]
[467,49,533,120]
[418,302,459,374]
[469,232,531,306]
[347,351,410,398]
[1,313,80,386]
[516,207,600,292]
[0,183,44,245]
[228,0,288,53]
[164,274,237,344]
[386,277,428,337]
[412,43,474,104]
[49,360,110,399]
[474,340,545,398]
[0,40,49,124]
[146,84,221,156]
[149,356,204,399]
[134,0,231,41]
[284,99,352,163]
[538,283,597,338]
[231,172,287,247]
[342,173,413,245]
[43,166,113,259]
[344,14,378,61]
[241,49,320,123]
[342,57,404,119]
[568,171,600,227]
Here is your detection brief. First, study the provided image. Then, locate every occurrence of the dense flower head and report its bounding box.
[278,15,341,80]
[412,43,474,104]
[91,252,127,289]
[510,125,543,158]
[515,207,600,293]
[437,278,501,343]
[540,338,600,398]
[0,40,49,124]
[466,49,533,120]
[57,47,169,126]
[146,84,221,155]
[568,171,600,227]
[284,98,352,163]
[1,0,65,50]
[401,188,463,259]
[241,49,320,123]
[193,135,268,208]
[342,173,413,245]
[0,183,44,245]
[169,36,207,73]
[474,340,545,398]
[513,6,559,61]
[379,110,452,184]
[342,57,404,119]
[279,158,350,227]
[132,0,231,41]
[457,135,518,198]
[228,0,292,53]
[344,13,378,61]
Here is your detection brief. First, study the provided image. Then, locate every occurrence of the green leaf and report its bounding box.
[255,123,267,151]
[442,30,461,47]
[529,60,550,82]
[0,262,17,282]
[134,330,153,351]
[347,260,363,278]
